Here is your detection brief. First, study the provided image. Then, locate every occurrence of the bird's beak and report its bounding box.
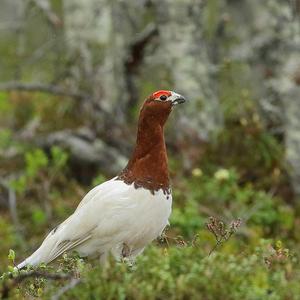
[169,92,186,106]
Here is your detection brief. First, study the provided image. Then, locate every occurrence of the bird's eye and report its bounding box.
[160,95,167,101]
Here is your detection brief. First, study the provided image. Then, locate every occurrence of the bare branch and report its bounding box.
[0,81,89,100]
[36,127,128,175]
[51,278,81,300]
[8,187,20,229]
[0,180,21,230]
[124,23,159,111]
[32,0,62,28]
[125,23,159,72]
[1,271,72,299]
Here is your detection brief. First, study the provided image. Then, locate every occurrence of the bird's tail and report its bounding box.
[16,231,58,269]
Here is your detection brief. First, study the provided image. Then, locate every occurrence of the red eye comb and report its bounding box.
[152,90,171,99]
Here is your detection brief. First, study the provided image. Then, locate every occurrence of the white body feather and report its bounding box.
[17,178,172,268]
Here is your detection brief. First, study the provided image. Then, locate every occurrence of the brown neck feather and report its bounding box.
[117,112,170,195]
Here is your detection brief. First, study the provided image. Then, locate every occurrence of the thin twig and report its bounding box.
[8,187,20,229]
[208,240,222,256]
[206,217,242,256]
[51,278,81,300]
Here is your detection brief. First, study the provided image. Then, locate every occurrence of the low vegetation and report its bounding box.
[0,92,299,299]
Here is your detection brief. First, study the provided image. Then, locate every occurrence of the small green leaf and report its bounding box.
[32,208,47,226]
[25,149,49,178]
[8,249,15,262]
[37,287,43,297]
[51,146,68,169]
[276,240,282,250]
[7,266,15,272]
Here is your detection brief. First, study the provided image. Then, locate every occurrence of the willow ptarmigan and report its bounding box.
[17,90,186,268]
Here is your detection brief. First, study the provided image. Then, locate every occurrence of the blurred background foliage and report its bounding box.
[0,0,300,299]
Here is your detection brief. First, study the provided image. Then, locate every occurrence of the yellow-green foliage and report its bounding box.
[1,240,298,300]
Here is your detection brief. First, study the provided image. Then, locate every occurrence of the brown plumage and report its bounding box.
[118,93,175,194]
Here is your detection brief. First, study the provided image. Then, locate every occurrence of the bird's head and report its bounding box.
[140,90,186,126]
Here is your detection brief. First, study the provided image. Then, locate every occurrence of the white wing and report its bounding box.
[74,177,118,211]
